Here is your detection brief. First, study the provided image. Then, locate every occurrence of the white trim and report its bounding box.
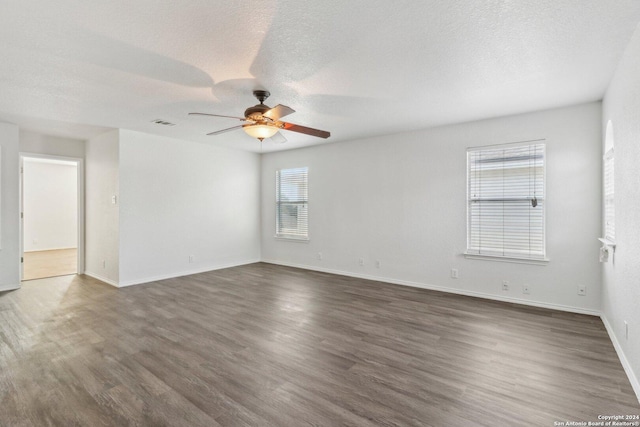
[0,283,20,292]
[466,141,548,263]
[467,138,547,151]
[87,259,261,288]
[601,314,640,404]
[274,236,310,243]
[19,152,85,280]
[24,246,78,253]
[83,271,119,288]
[276,166,309,241]
[603,147,614,161]
[17,152,21,279]
[117,259,261,288]
[261,259,600,317]
[598,237,616,248]
[463,253,550,265]
[76,158,85,275]
[0,146,2,250]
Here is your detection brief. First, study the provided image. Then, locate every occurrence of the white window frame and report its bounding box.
[275,167,309,241]
[603,119,615,245]
[603,148,615,243]
[465,140,548,264]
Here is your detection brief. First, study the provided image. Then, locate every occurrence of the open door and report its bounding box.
[19,153,84,282]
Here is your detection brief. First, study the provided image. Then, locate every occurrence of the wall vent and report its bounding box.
[151,119,176,126]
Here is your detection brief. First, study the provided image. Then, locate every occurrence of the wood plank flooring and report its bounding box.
[0,263,638,426]
[23,248,77,281]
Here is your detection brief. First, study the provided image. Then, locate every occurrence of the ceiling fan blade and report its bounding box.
[189,112,249,121]
[263,104,295,121]
[269,132,287,144]
[206,125,245,136]
[281,122,331,139]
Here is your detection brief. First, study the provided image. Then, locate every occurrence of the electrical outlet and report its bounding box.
[625,321,628,340]
[358,258,364,266]
[577,285,586,296]
[189,255,194,263]
[502,280,509,291]
[523,284,530,295]
[451,268,459,279]
[317,252,323,260]
[375,260,381,268]
[102,260,106,269]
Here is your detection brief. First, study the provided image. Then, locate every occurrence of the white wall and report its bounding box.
[262,102,602,314]
[23,159,77,252]
[0,122,20,291]
[118,130,261,286]
[602,22,640,400]
[85,129,119,285]
[19,130,85,158]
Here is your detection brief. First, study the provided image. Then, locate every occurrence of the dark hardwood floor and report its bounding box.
[1,263,638,426]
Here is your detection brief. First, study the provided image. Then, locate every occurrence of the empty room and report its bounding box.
[1,1,639,426]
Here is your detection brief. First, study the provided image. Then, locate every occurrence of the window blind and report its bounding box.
[467,142,546,260]
[604,148,615,242]
[276,167,309,239]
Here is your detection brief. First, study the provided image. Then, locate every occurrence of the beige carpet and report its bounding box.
[23,248,77,281]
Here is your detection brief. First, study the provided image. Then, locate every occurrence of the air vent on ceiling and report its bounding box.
[151,119,176,126]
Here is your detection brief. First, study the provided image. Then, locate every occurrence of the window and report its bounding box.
[276,167,309,240]
[466,141,546,262]
[604,121,615,242]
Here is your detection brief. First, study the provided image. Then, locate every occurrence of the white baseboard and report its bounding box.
[261,259,601,316]
[24,246,77,253]
[601,314,640,404]
[83,271,119,288]
[117,259,262,288]
[84,259,260,288]
[0,283,20,292]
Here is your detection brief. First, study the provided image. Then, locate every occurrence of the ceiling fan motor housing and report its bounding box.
[245,90,272,121]
[244,103,271,121]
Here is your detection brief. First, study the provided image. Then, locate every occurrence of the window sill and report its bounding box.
[464,252,549,266]
[274,235,310,243]
[598,237,616,248]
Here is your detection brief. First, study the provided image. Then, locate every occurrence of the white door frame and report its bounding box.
[19,152,85,282]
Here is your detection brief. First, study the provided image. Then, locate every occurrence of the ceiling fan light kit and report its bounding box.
[190,90,330,143]
[243,123,279,140]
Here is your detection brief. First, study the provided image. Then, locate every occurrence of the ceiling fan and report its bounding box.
[189,90,330,143]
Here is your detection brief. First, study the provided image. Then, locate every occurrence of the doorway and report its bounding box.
[20,154,84,281]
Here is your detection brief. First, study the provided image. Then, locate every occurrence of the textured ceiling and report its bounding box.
[0,0,639,152]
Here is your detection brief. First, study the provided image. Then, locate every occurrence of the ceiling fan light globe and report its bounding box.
[243,124,278,140]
